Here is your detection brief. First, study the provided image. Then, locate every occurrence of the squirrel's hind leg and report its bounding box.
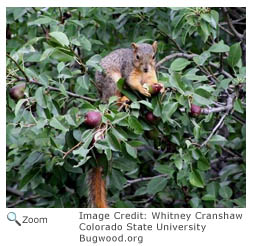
[95,71,118,103]
[108,71,130,106]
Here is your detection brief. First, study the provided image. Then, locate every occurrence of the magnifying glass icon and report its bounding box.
[7,212,21,226]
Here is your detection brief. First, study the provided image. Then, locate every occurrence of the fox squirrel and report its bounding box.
[88,41,161,208]
[95,41,161,103]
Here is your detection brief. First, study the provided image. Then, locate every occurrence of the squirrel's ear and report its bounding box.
[131,43,138,52]
[152,41,158,53]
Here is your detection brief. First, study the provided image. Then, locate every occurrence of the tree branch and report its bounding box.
[6,53,30,82]
[124,174,168,188]
[12,76,98,102]
[8,195,40,208]
[63,141,83,159]
[156,53,197,69]
[223,7,243,40]
[201,95,234,114]
[200,94,235,148]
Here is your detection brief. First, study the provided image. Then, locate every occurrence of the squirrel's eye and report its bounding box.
[136,55,140,60]
[152,54,156,59]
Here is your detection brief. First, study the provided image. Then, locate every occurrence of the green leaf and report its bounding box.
[80,36,92,51]
[170,58,191,71]
[116,78,125,91]
[73,147,89,158]
[233,196,246,208]
[49,32,70,46]
[112,112,129,124]
[201,13,217,28]
[57,62,65,73]
[15,99,27,116]
[147,177,168,194]
[197,157,210,171]
[35,87,47,108]
[209,135,227,145]
[193,93,212,106]
[23,151,44,169]
[81,129,94,148]
[202,194,216,201]
[219,186,233,199]
[40,48,55,61]
[154,165,171,175]
[207,181,219,198]
[128,140,144,147]
[13,8,27,20]
[107,133,121,151]
[174,157,183,170]
[29,16,56,25]
[234,99,244,114]
[86,54,102,71]
[162,101,178,122]
[125,143,137,158]
[200,20,210,42]
[112,158,137,172]
[49,117,68,132]
[189,169,204,188]
[209,40,230,53]
[190,197,200,208]
[111,128,127,141]
[134,187,147,196]
[193,51,211,66]
[111,169,127,190]
[128,116,144,134]
[227,42,242,68]
[19,168,40,189]
[139,100,153,110]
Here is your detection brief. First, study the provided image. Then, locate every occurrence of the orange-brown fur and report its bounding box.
[88,167,108,208]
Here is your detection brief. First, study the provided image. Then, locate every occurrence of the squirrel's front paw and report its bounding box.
[140,88,151,97]
[158,83,165,93]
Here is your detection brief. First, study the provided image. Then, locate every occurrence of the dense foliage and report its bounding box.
[6,7,246,208]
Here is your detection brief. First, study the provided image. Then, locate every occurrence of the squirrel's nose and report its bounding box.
[144,68,148,73]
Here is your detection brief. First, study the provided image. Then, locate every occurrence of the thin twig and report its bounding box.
[8,195,40,208]
[219,24,234,37]
[137,145,164,154]
[209,62,233,79]
[223,8,243,40]
[63,141,83,159]
[124,174,168,188]
[7,187,24,197]
[200,94,234,148]
[156,53,197,69]
[12,76,98,102]
[211,156,243,164]
[222,146,242,158]
[6,54,29,82]
[201,112,228,148]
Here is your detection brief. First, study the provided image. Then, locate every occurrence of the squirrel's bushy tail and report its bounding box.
[87,167,108,208]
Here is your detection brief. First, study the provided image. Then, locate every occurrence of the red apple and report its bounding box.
[145,112,158,124]
[149,83,163,95]
[190,104,201,117]
[9,83,26,100]
[84,111,102,127]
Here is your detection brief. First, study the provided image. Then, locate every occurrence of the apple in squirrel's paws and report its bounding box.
[143,83,164,95]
